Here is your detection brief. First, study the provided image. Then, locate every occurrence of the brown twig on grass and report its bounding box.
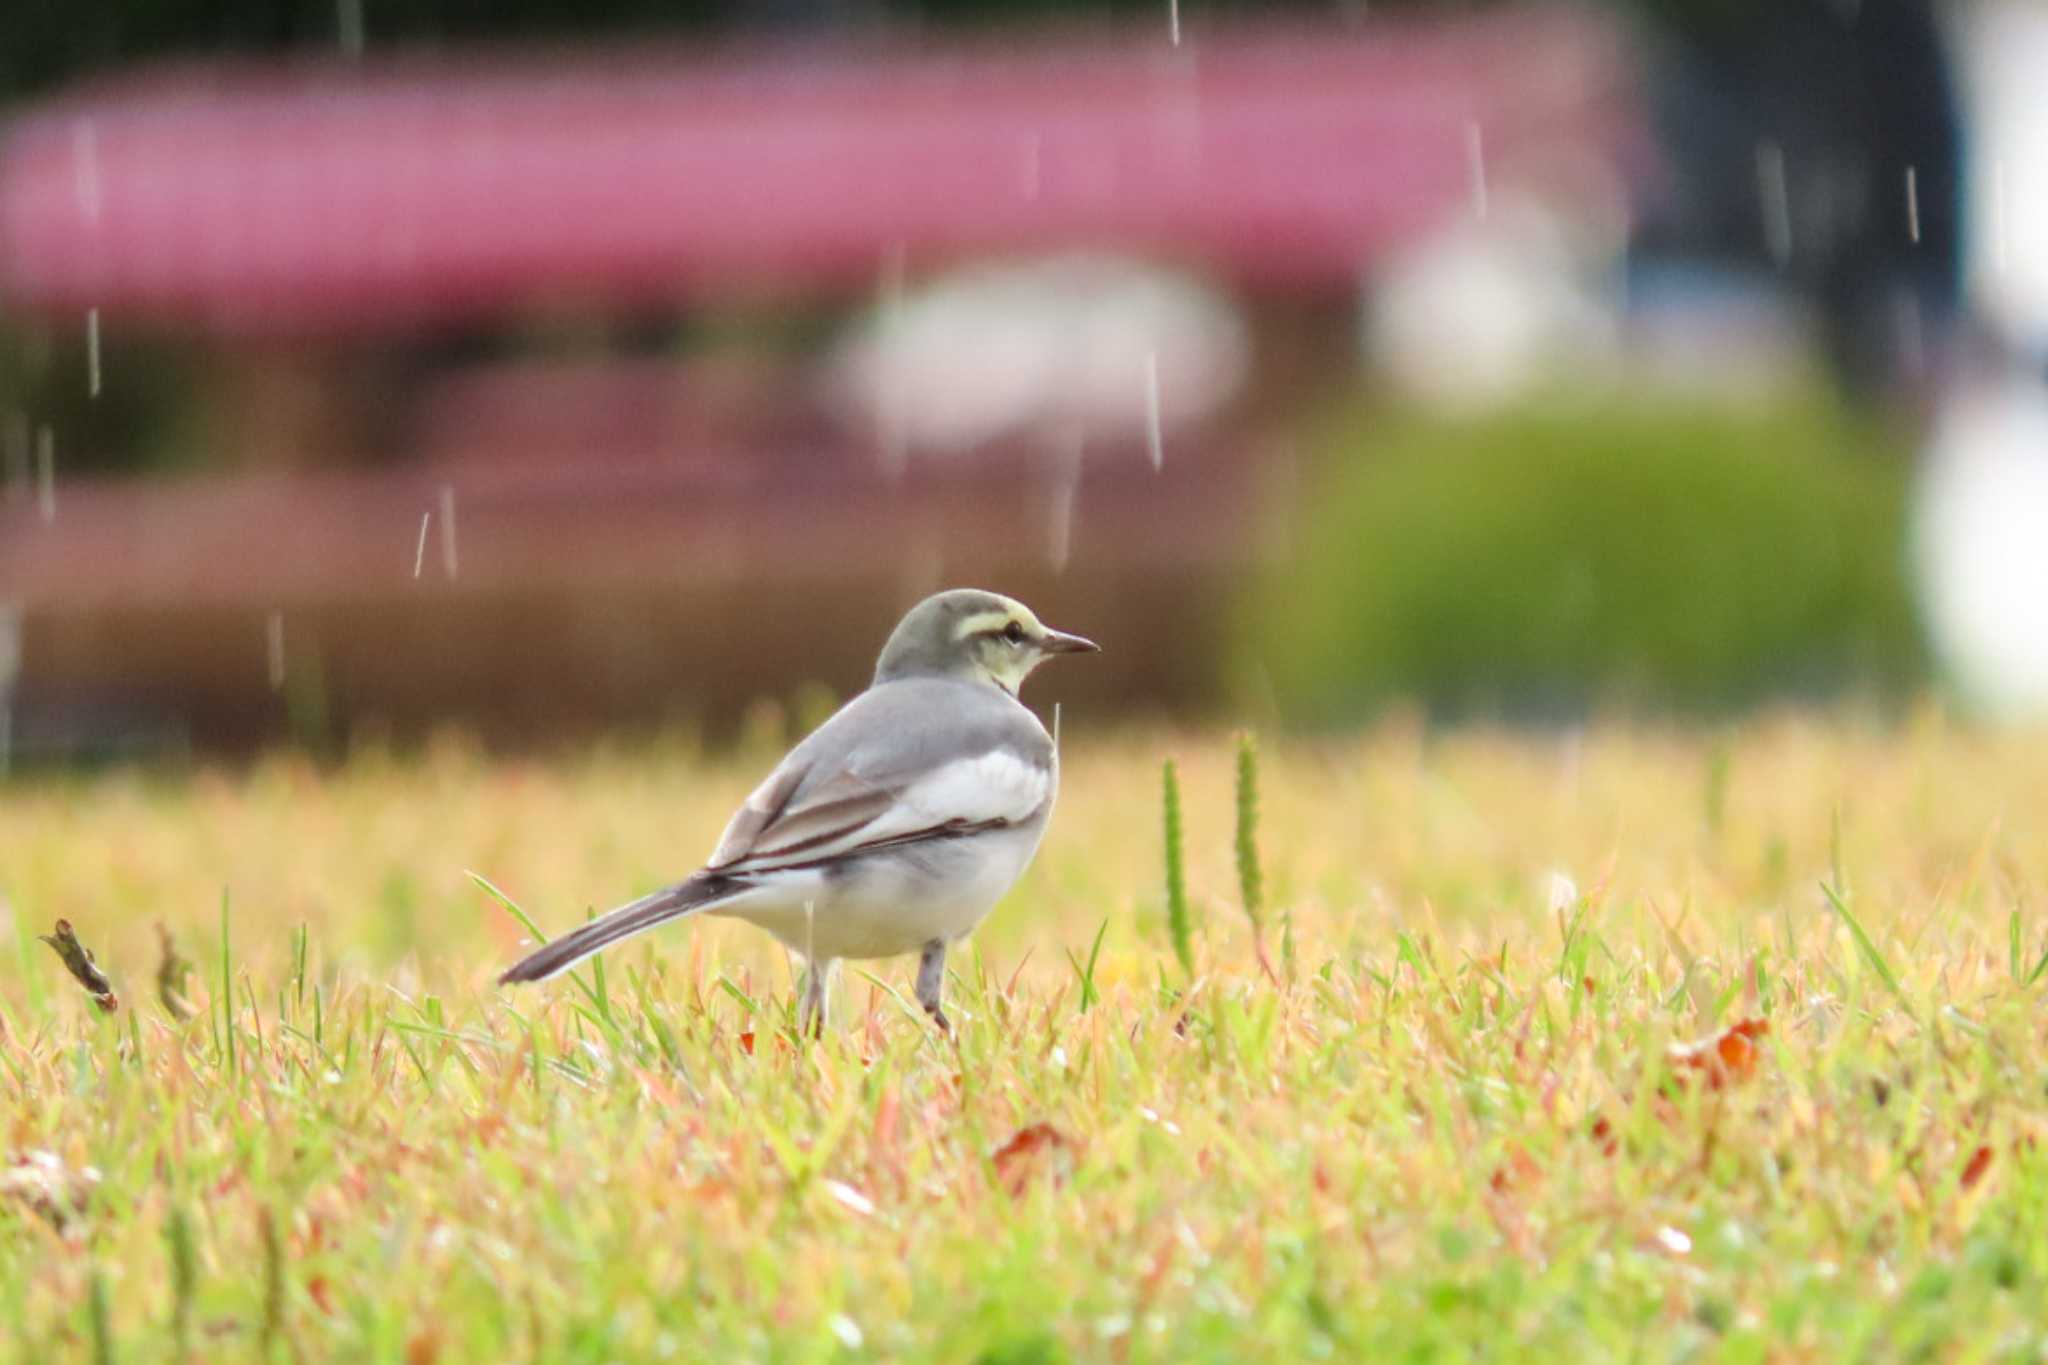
[38,920,117,1012]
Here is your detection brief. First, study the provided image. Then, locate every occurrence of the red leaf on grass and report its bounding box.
[1667,1017,1769,1090]
[1589,1115,1618,1157]
[991,1122,1075,1197]
[1962,1144,1994,1190]
[737,1031,755,1056]
[1489,1142,1543,1194]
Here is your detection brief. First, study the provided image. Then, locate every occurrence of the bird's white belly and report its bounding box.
[711,820,1047,960]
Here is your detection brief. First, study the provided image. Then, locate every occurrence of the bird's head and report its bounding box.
[874,589,1099,694]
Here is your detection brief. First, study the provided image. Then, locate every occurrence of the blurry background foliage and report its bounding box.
[1248,395,1926,724]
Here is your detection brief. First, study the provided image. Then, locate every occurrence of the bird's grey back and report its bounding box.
[785,676,1053,806]
[703,674,1054,873]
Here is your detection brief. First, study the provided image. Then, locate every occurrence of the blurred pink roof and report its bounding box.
[0,12,1645,336]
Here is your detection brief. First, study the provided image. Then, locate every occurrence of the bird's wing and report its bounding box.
[705,683,1052,876]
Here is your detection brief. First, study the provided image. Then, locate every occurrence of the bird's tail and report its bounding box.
[497,875,735,984]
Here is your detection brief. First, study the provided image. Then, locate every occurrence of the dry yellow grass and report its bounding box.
[3,708,2047,1360]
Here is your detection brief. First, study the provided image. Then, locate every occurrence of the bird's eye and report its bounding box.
[1003,622,1026,645]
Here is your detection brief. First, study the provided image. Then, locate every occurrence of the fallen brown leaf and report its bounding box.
[992,1122,1076,1197]
[405,1326,442,1365]
[1489,1142,1543,1194]
[1667,1017,1769,1091]
[1589,1115,1619,1158]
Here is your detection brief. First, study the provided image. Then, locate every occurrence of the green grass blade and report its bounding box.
[1234,731,1265,936]
[466,870,548,942]
[2027,936,2048,987]
[1821,881,1910,1011]
[87,1268,112,1365]
[1162,758,1194,976]
[219,888,235,1078]
[1064,917,1109,1013]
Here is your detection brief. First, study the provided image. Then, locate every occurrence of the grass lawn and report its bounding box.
[4,711,2048,1361]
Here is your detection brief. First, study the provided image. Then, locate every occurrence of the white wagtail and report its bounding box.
[498,588,1098,1032]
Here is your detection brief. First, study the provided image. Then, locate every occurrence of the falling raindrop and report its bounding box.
[438,485,458,579]
[1045,427,1083,573]
[0,603,17,779]
[1994,160,2009,275]
[875,244,908,480]
[1905,165,1921,245]
[2,413,27,504]
[71,121,101,226]
[413,511,431,579]
[1466,121,1488,220]
[266,611,286,691]
[1756,141,1792,267]
[1052,700,1062,751]
[1144,351,1164,472]
[338,0,365,58]
[85,309,101,399]
[34,426,55,524]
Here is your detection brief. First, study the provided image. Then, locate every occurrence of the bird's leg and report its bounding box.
[798,956,836,1038]
[916,939,950,1033]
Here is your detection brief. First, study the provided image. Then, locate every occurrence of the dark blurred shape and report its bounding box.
[1632,0,1961,397]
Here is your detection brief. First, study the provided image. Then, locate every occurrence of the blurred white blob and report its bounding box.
[822,1180,874,1217]
[1918,0,2048,720]
[1545,870,1580,914]
[827,254,1249,457]
[1913,371,2048,717]
[1953,2,2048,345]
[1366,194,1620,411]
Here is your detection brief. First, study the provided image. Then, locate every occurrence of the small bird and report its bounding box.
[498,588,1098,1033]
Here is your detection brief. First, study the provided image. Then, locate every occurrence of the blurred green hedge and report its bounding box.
[1247,395,1926,723]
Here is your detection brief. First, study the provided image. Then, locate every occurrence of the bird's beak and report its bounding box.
[1038,628,1100,655]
